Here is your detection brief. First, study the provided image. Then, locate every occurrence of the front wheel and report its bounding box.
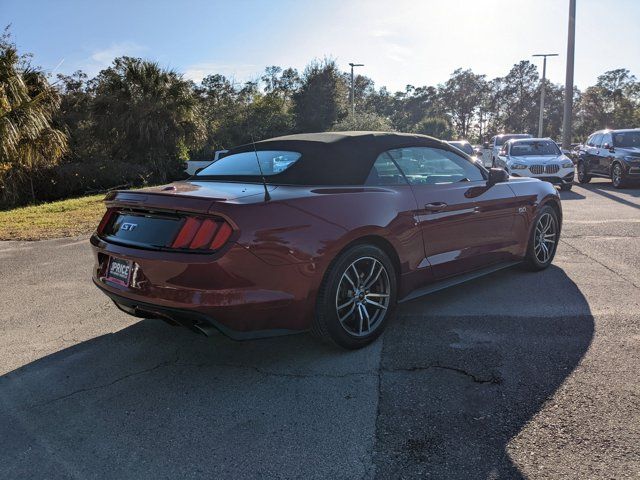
[611,163,625,189]
[523,205,560,271]
[577,161,591,184]
[312,244,397,349]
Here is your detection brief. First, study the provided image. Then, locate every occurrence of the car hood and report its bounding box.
[508,155,567,164]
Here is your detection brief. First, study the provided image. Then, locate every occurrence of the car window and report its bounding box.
[612,131,640,148]
[365,155,408,186]
[510,140,561,156]
[601,133,612,147]
[386,147,484,185]
[196,150,301,176]
[592,134,603,148]
[586,134,595,147]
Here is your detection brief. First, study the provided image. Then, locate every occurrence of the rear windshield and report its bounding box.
[510,140,561,156]
[612,131,640,148]
[496,134,531,146]
[196,150,301,177]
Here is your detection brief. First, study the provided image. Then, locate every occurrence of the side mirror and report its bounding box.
[487,167,508,186]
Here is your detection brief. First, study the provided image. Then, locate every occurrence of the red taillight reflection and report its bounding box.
[171,216,233,251]
[97,208,115,234]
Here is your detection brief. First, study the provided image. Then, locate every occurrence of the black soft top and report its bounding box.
[217,131,449,185]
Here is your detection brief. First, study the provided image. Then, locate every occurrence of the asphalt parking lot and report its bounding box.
[1,179,639,479]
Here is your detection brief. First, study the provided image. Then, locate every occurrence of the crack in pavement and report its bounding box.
[24,356,499,409]
[383,364,502,384]
[560,238,640,289]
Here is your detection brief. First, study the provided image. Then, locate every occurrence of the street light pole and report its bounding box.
[349,62,364,116]
[533,53,558,138]
[562,0,576,149]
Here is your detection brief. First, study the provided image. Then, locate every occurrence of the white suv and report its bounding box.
[488,133,532,166]
[495,138,575,190]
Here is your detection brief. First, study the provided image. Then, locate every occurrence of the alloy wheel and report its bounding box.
[534,212,557,264]
[335,256,391,337]
[612,164,622,187]
[578,163,585,181]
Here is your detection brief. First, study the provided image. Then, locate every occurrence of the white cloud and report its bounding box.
[82,41,147,75]
[183,62,258,85]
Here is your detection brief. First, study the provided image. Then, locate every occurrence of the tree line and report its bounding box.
[1,28,639,208]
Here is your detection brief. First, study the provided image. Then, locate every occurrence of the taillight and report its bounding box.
[171,217,233,251]
[97,208,115,235]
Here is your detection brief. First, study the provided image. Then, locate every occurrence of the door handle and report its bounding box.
[424,202,447,212]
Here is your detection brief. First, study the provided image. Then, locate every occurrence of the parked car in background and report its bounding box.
[91,132,562,349]
[495,137,575,190]
[487,134,533,166]
[185,150,228,175]
[447,140,485,166]
[576,129,640,188]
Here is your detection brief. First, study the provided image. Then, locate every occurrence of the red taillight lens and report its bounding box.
[97,208,115,235]
[171,217,202,248]
[171,217,233,251]
[210,222,232,250]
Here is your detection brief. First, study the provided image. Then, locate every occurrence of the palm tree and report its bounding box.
[91,57,205,182]
[0,33,67,205]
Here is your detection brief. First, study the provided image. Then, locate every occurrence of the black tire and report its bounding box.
[312,244,397,349]
[560,183,572,191]
[522,205,560,271]
[577,161,591,183]
[611,163,625,189]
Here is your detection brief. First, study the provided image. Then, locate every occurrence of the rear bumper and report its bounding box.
[95,282,303,340]
[90,234,320,335]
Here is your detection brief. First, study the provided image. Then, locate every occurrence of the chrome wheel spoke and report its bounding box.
[337,298,355,310]
[364,298,387,310]
[366,293,389,299]
[339,303,356,323]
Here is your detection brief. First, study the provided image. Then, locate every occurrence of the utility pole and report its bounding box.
[562,0,576,149]
[349,62,364,116]
[533,53,558,137]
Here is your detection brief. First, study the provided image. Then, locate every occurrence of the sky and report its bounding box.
[2,0,639,91]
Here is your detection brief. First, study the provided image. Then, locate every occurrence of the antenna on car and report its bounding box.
[250,133,271,202]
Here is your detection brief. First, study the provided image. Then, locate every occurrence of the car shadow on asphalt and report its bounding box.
[0,266,594,479]
[375,265,594,478]
[580,182,640,209]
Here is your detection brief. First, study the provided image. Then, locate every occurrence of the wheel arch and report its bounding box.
[319,234,402,291]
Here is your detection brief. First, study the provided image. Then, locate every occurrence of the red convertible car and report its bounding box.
[91,132,561,349]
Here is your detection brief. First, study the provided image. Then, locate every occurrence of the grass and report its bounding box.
[0,194,107,241]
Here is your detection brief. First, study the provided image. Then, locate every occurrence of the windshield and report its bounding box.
[449,142,473,155]
[510,140,561,157]
[449,142,474,155]
[612,131,640,148]
[496,134,531,146]
[196,150,301,177]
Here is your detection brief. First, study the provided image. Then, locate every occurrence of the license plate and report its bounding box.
[107,257,132,286]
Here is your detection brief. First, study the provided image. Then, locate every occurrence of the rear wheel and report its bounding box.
[523,205,559,271]
[611,163,625,189]
[577,161,591,183]
[312,244,397,349]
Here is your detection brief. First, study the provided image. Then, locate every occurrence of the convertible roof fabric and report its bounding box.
[214,131,449,185]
